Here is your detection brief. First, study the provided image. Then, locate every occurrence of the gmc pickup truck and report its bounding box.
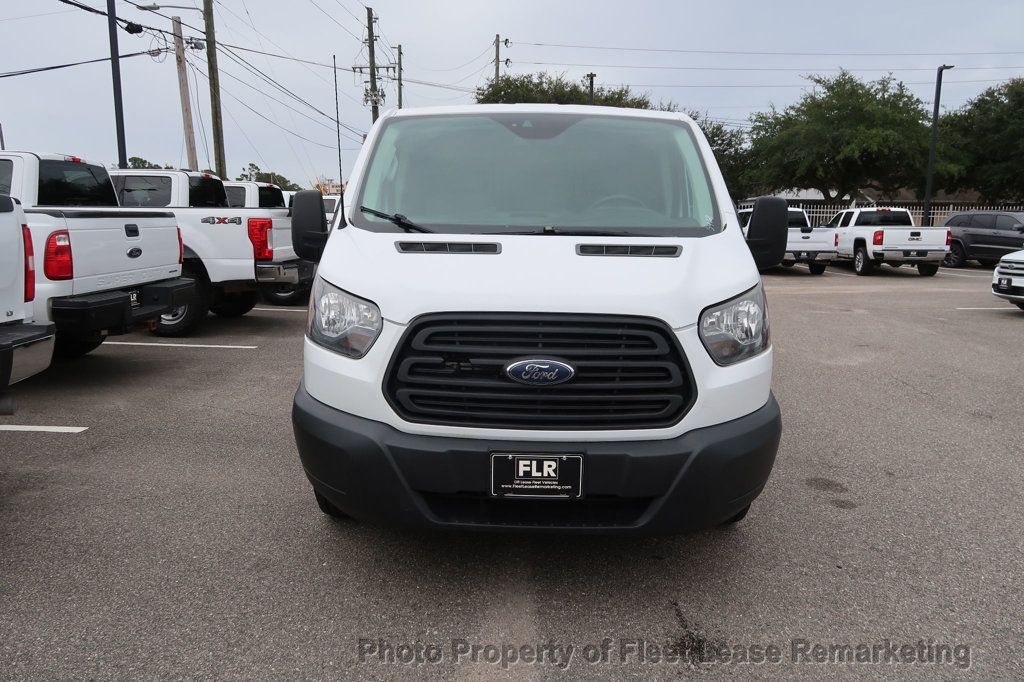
[110,169,314,334]
[830,207,949,276]
[1,152,193,356]
[739,207,836,274]
[0,195,53,398]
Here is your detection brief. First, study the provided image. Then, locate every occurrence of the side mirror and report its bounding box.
[291,190,329,263]
[745,197,789,269]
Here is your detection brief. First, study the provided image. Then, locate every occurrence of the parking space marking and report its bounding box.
[104,341,258,350]
[938,270,994,278]
[253,307,307,313]
[955,307,1014,310]
[0,425,88,433]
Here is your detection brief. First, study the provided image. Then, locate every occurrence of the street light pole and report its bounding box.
[922,64,954,227]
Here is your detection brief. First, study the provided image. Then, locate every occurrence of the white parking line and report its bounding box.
[938,270,994,278]
[104,341,258,349]
[253,307,307,313]
[0,425,88,433]
[955,307,1013,310]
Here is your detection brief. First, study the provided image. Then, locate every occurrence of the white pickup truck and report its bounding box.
[110,169,314,334]
[0,195,53,400]
[739,207,836,274]
[829,207,949,276]
[1,152,194,357]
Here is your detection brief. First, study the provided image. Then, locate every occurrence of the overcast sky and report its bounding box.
[2,0,1022,187]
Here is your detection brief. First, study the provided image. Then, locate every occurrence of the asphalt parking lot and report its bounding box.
[1,264,1021,679]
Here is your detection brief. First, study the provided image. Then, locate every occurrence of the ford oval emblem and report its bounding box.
[127,247,143,259]
[504,359,575,386]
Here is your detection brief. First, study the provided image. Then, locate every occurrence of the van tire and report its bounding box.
[807,262,827,275]
[722,504,751,525]
[154,277,209,337]
[210,291,258,318]
[917,263,939,277]
[314,490,350,519]
[853,246,873,275]
[54,332,105,358]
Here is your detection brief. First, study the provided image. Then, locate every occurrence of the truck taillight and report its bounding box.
[177,227,184,264]
[22,225,35,302]
[834,232,839,248]
[946,229,952,246]
[44,230,73,280]
[247,218,273,261]
[872,230,884,246]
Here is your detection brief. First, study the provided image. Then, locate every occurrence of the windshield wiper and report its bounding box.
[359,206,433,233]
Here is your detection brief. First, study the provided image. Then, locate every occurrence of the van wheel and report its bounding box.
[944,242,966,267]
[209,291,258,318]
[807,262,827,275]
[917,263,939,277]
[721,504,751,525]
[54,332,105,358]
[314,490,350,519]
[154,278,209,337]
[853,246,873,275]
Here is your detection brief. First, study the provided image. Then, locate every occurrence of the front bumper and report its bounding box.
[992,281,1024,302]
[50,277,194,336]
[0,323,54,387]
[873,248,947,262]
[256,259,316,285]
[292,384,782,534]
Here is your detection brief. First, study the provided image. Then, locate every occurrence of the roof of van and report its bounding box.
[381,103,698,125]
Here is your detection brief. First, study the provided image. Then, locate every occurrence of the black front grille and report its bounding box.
[383,313,696,430]
[419,492,654,527]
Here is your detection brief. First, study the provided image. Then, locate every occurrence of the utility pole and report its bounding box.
[586,72,596,105]
[333,53,345,221]
[922,64,954,227]
[0,123,5,151]
[366,6,379,123]
[172,17,198,171]
[396,44,403,109]
[106,0,127,168]
[494,34,500,83]
[203,0,226,178]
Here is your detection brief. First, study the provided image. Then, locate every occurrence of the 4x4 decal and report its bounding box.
[200,216,242,225]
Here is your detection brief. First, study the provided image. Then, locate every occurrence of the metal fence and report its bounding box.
[736,201,1024,227]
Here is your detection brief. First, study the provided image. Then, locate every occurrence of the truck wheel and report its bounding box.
[807,262,827,275]
[779,261,795,268]
[209,291,258,318]
[979,259,999,268]
[721,504,751,525]
[853,246,873,275]
[261,283,311,306]
[944,242,966,267]
[154,279,209,337]
[54,332,105,359]
[917,263,939,277]
[314,490,351,519]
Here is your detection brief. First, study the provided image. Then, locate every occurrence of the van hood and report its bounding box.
[317,229,758,329]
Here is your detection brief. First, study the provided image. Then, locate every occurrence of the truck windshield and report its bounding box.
[354,112,721,236]
[37,160,118,206]
[788,211,809,228]
[189,176,229,207]
[855,211,913,226]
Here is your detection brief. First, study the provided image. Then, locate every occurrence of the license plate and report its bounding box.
[490,453,583,498]
[128,289,141,308]
[998,277,1012,290]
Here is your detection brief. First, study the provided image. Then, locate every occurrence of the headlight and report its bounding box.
[698,282,770,366]
[307,277,382,358]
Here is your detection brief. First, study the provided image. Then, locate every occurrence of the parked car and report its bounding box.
[110,169,314,334]
[943,211,1024,268]
[739,207,835,274]
[992,250,1024,310]
[1,152,194,357]
[831,207,949,276]
[0,195,53,396]
[288,104,789,533]
[223,181,288,209]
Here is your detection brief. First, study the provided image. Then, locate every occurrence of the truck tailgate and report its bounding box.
[788,227,835,252]
[61,209,182,295]
[878,227,947,249]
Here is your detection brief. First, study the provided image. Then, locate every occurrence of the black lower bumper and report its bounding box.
[292,385,782,534]
[50,277,194,336]
[1,323,54,387]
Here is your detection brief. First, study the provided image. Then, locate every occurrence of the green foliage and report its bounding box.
[746,71,932,200]
[128,156,171,169]
[476,73,654,109]
[942,78,1024,202]
[236,162,302,191]
[688,111,758,201]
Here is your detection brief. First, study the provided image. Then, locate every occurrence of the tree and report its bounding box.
[943,78,1024,202]
[236,162,302,191]
[475,73,753,199]
[746,71,931,201]
[128,156,171,169]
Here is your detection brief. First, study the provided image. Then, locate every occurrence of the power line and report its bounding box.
[0,49,166,79]
[613,78,1014,89]
[331,0,364,25]
[186,60,213,170]
[517,40,1024,58]
[414,44,494,73]
[517,60,1024,73]
[0,8,76,22]
[305,0,362,42]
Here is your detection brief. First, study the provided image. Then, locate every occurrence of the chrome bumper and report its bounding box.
[1,325,54,386]
[785,250,836,262]
[875,248,947,262]
[255,260,316,285]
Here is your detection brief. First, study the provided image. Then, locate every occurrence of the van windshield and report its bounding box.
[354,112,721,236]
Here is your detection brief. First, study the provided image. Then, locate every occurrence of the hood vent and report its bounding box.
[396,241,501,254]
[576,244,681,257]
